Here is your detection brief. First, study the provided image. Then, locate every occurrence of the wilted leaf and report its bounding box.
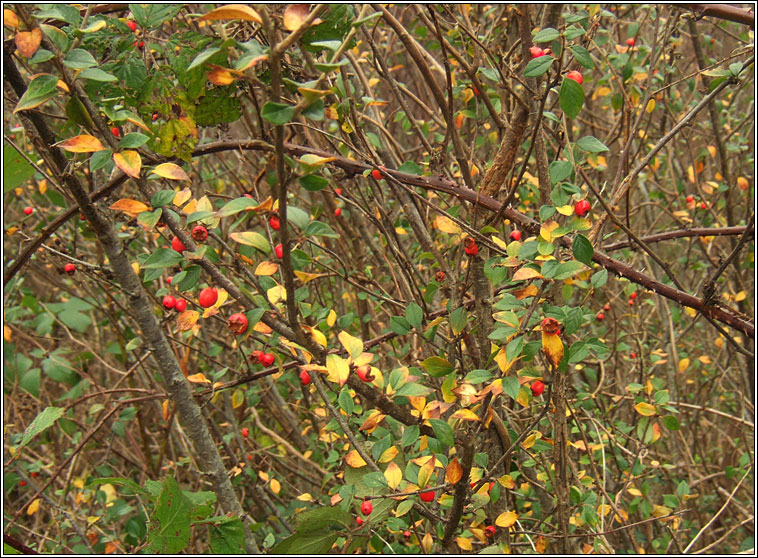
[187,373,211,384]
[255,261,279,276]
[345,449,367,468]
[16,28,42,58]
[152,163,190,181]
[198,4,262,23]
[206,64,238,85]
[513,267,543,281]
[59,135,105,153]
[177,310,199,331]
[514,284,539,300]
[495,510,518,528]
[634,402,657,416]
[359,410,386,432]
[445,457,463,484]
[541,331,563,368]
[113,150,142,178]
[109,199,149,218]
[283,4,321,30]
[535,535,548,553]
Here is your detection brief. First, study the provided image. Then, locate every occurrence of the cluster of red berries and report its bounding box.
[686,195,708,210]
[252,350,275,367]
[529,46,550,58]
[162,295,187,312]
[628,291,638,306]
[597,303,611,321]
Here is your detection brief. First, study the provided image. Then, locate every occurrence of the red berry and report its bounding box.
[575,199,591,217]
[472,85,480,96]
[356,517,364,526]
[603,303,610,311]
[566,70,583,84]
[299,370,311,385]
[127,20,137,31]
[30,472,39,478]
[174,298,187,312]
[136,40,144,49]
[435,271,446,282]
[509,230,521,241]
[269,215,281,230]
[228,313,249,335]
[464,240,478,256]
[191,225,208,242]
[630,292,638,300]
[64,263,76,274]
[247,454,253,460]
[243,193,253,199]
[111,127,120,137]
[162,295,176,309]
[335,188,343,196]
[251,350,264,363]
[360,500,373,516]
[23,206,33,216]
[167,276,173,284]
[700,202,707,209]
[242,427,249,438]
[531,380,545,397]
[596,312,604,321]
[403,530,411,539]
[275,244,283,259]
[152,112,159,121]
[198,287,218,308]
[626,37,635,47]
[485,525,496,537]
[529,46,545,58]
[171,236,186,253]
[686,195,694,202]
[334,207,342,217]
[630,352,637,359]
[420,488,435,502]
[371,169,383,180]
[356,365,373,382]
[19,481,26,487]
[260,353,275,367]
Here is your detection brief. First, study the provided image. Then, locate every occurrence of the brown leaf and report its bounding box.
[176,310,199,331]
[16,28,42,58]
[283,4,319,30]
[445,456,463,484]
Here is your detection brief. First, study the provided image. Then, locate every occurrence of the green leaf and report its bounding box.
[143,248,184,269]
[79,68,118,82]
[209,516,245,554]
[662,415,680,431]
[151,189,176,208]
[449,306,467,335]
[576,136,609,153]
[18,407,65,451]
[299,174,329,191]
[560,77,585,119]
[146,476,191,554]
[217,197,257,217]
[533,27,560,43]
[405,302,423,329]
[3,142,35,192]
[465,369,493,384]
[338,389,355,415]
[395,382,430,397]
[14,74,59,113]
[63,48,97,70]
[261,102,295,125]
[314,59,350,72]
[230,231,269,252]
[175,265,201,292]
[591,269,608,289]
[549,161,573,185]
[553,261,587,280]
[523,55,554,77]
[569,45,594,69]
[119,133,149,149]
[389,315,411,335]
[303,221,339,238]
[421,356,455,377]
[572,234,594,266]
[429,418,454,447]
[34,4,81,25]
[503,376,521,401]
[505,336,524,362]
[187,47,222,70]
[272,532,339,555]
[294,507,353,534]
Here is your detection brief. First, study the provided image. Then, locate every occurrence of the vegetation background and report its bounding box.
[3,3,754,554]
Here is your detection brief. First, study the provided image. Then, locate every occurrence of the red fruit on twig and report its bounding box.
[174,298,187,312]
[198,287,218,308]
[531,380,545,396]
[171,236,186,253]
[242,427,249,438]
[251,350,264,363]
[64,263,76,275]
[228,313,249,335]
[574,199,591,217]
[420,488,435,502]
[191,225,208,242]
[275,244,283,259]
[299,370,311,385]
[127,20,137,31]
[260,353,275,367]
[360,500,373,516]
[23,206,34,215]
[626,37,635,47]
[371,169,383,180]
[269,215,281,230]
[566,70,583,84]
[356,365,373,382]
[334,208,342,217]
[162,295,176,310]
[509,230,521,241]
[529,46,545,58]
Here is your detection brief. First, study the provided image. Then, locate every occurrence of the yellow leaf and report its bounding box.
[267,285,287,305]
[198,4,262,23]
[417,455,436,489]
[27,498,41,515]
[521,432,537,449]
[326,354,351,386]
[645,99,656,113]
[113,150,142,178]
[652,504,672,518]
[59,134,105,153]
[172,188,192,207]
[593,86,611,100]
[421,532,433,554]
[379,446,398,463]
[298,154,336,170]
[3,325,11,342]
[435,215,461,234]
[109,198,149,218]
[491,236,508,250]
[255,261,279,275]
[297,492,315,502]
[232,389,244,409]
[187,373,211,384]
[513,267,543,281]
[450,409,480,421]
[678,358,689,372]
[456,537,473,551]
[698,355,712,364]
[294,270,328,284]
[556,204,575,216]
[634,402,657,416]
[345,449,367,468]
[445,456,463,484]
[177,310,199,331]
[541,332,564,368]
[384,461,403,489]
[270,478,281,494]
[162,399,171,421]
[514,284,538,300]
[302,324,327,348]
[498,474,515,489]
[152,163,190,181]
[338,330,363,360]
[326,309,337,327]
[359,410,386,432]
[540,220,559,241]
[5,9,19,29]
[283,4,321,30]
[495,510,518,528]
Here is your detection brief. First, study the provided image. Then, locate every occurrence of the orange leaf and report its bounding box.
[113,150,142,178]
[59,134,106,153]
[206,64,238,86]
[152,163,190,180]
[187,372,211,384]
[109,198,149,217]
[255,261,279,276]
[344,449,367,468]
[634,402,657,416]
[514,284,539,300]
[4,9,19,29]
[27,498,41,515]
[450,409,480,421]
[513,267,543,281]
[270,478,281,494]
[445,456,463,484]
[535,535,548,553]
[177,310,200,331]
[198,4,262,23]
[541,331,563,368]
[16,28,42,58]
[359,410,386,432]
[283,4,321,30]
[162,399,171,421]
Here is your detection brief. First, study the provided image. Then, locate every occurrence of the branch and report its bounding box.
[678,4,755,28]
